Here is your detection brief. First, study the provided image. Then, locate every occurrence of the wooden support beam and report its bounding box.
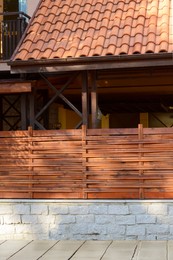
[29,90,35,128]
[82,71,89,127]
[0,96,2,130]
[0,82,31,93]
[39,72,82,129]
[21,93,27,130]
[38,73,81,120]
[90,71,98,129]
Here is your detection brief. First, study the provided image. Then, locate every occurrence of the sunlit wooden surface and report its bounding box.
[1,125,173,199]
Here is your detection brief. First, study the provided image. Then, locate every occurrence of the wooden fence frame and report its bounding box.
[0,124,173,199]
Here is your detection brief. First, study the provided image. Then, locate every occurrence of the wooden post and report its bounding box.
[82,124,88,198]
[138,124,144,199]
[90,71,98,129]
[0,2,3,58]
[28,126,33,198]
[29,90,35,129]
[21,93,27,130]
[82,71,89,127]
[0,95,2,130]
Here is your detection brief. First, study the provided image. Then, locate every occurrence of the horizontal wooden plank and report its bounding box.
[87,128,138,135]
[85,183,173,188]
[33,129,82,136]
[3,171,80,176]
[0,131,29,137]
[1,125,173,199]
[86,175,173,180]
[0,82,32,93]
[0,188,83,193]
[32,192,84,199]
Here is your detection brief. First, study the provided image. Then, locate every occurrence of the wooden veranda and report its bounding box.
[1,124,173,199]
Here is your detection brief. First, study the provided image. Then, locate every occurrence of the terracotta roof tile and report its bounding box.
[12,0,173,61]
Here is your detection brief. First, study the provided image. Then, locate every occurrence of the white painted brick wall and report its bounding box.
[0,200,173,240]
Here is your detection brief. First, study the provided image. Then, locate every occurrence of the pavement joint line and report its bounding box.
[100,240,113,260]
[131,241,139,260]
[68,240,86,260]
[132,241,141,260]
[37,240,59,260]
[7,240,33,260]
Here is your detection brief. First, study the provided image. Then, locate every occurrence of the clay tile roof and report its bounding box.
[12,0,173,61]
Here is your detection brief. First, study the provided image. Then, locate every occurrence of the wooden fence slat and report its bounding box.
[1,125,173,199]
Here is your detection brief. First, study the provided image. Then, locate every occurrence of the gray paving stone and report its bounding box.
[0,240,172,259]
[0,240,31,260]
[135,241,167,260]
[8,240,57,260]
[168,241,173,260]
[71,240,111,259]
[40,240,84,260]
[102,241,138,260]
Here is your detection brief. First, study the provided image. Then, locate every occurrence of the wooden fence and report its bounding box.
[0,125,173,199]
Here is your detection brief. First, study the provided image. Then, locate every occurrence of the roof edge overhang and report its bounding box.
[9,52,173,74]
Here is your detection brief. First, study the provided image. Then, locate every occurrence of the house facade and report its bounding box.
[0,0,173,240]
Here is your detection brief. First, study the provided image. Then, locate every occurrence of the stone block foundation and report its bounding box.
[0,200,173,240]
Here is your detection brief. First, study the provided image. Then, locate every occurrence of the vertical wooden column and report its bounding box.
[28,126,33,199]
[0,95,2,130]
[90,70,98,129]
[0,1,3,58]
[29,89,35,129]
[82,124,88,198]
[81,71,89,197]
[138,124,144,199]
[21,93,27,130]
[82,71,89,127]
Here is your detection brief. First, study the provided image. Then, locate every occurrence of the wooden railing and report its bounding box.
[0,125,173,199]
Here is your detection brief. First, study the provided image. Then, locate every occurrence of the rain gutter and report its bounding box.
[9,52,173,74]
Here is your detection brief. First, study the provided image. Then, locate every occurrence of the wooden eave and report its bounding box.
[9,53,173,74]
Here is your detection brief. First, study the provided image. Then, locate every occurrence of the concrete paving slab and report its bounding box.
[71,240,111,260]
[8,240,57,260]
[40,240,84,260]
[0,240,172,260]
[135,241,167,260]
[168,241,173,260]
[102,241,138,260]
[0,240,31,260]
